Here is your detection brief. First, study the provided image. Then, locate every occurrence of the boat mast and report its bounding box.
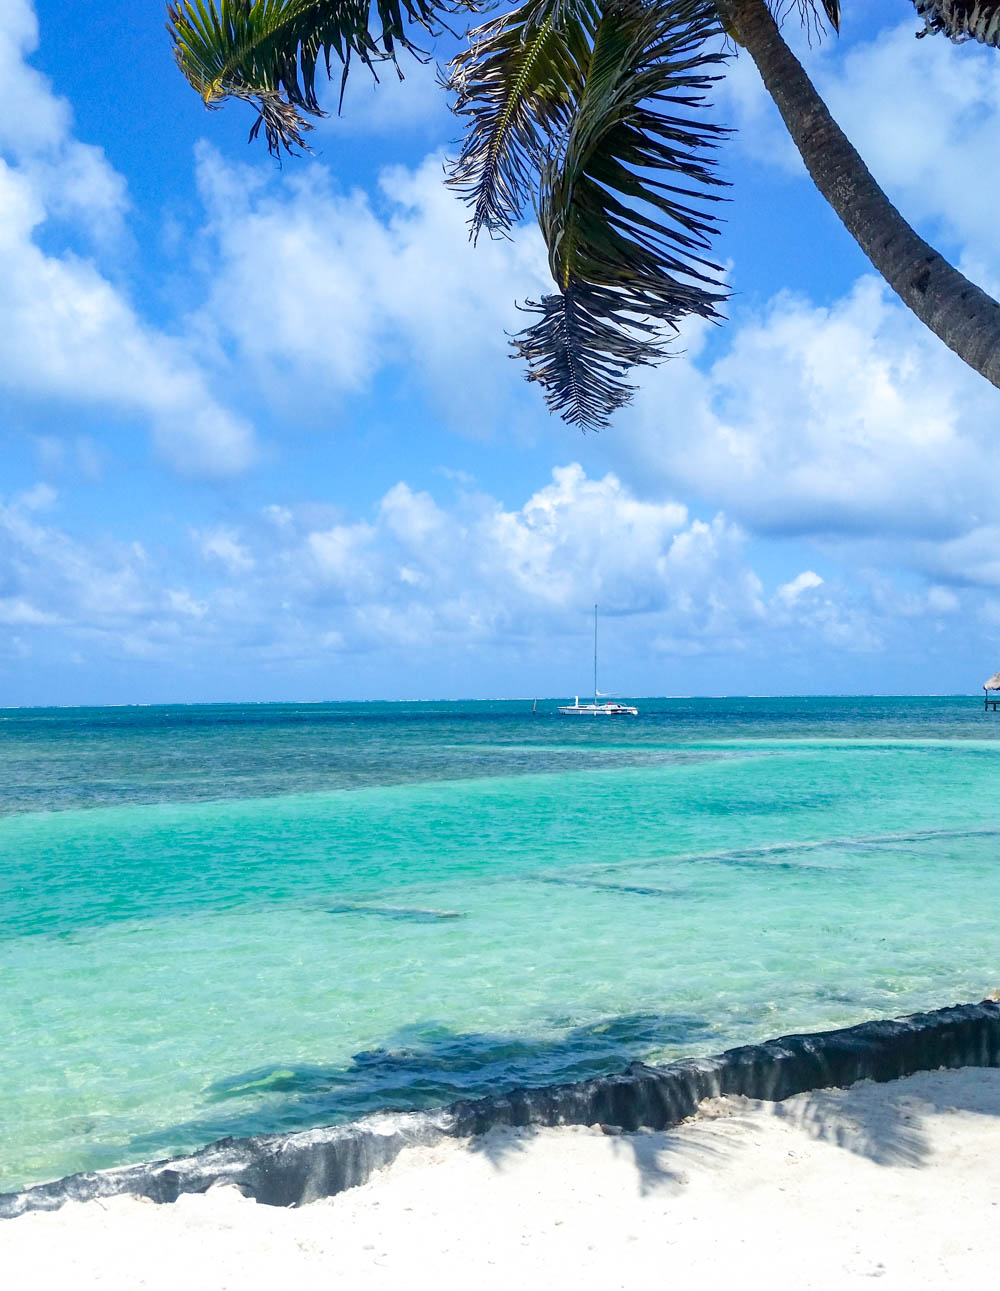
[593,603,598,706]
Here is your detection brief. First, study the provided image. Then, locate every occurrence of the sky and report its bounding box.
[1,0,999,705]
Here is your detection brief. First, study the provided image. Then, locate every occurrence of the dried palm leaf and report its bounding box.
[914,0,1000,44]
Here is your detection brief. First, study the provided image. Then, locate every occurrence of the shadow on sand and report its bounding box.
[764,1067,1000,1168]
[461,1065,1000,1193]
[461,1116,738,1196]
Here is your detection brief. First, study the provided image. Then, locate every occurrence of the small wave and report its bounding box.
[327,903,465,923]
[588,825,1000,877]
[528,876,682,899]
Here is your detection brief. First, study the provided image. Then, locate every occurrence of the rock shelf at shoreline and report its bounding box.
[3,998,999,1219]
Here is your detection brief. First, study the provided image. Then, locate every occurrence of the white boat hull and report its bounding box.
[558,703,638,716]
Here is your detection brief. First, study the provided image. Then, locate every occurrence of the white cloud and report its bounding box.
[0,0,126,238]
[778,570,824,602]
[193,147,551,430]
[919,525,1000,588]
[318,53,449,139]
[0,596,60,626]
[927,585,960,615]
[609,277,999,555]
[0,491,165,643]
[3,461,985,689]
[0,2,256,477]
[14,482,57,512]
[285,462,730,635]
[0,466,845,664]
[263,505,294,529]
[166,588,208,618]
[195,528,256,575]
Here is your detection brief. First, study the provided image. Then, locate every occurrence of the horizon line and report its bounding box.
[0,693,986,712]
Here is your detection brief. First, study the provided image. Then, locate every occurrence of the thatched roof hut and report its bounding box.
[985,671,1000,692]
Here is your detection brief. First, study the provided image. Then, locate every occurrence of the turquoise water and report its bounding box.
[2,696,999,1193]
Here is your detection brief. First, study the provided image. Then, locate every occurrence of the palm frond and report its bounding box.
[444,0,598,241]
[512,0,729,430]
[514,283,669,428]
[914,0,1000,45]
[168,0,487,154]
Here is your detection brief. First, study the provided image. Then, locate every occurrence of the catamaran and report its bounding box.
[558,606,638,716]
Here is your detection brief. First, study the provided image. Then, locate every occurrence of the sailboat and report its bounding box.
[558,606,638,716]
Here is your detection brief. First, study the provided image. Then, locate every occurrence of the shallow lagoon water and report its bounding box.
[1,696,999,1192]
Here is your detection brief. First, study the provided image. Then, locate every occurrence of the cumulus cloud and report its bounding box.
[268,464,769,656]
[606,277,999,562]
[777,571,824,603]
[0,466,934,686]
[192,146,551,430]
[0,0,127,239]
[0,0,256,476]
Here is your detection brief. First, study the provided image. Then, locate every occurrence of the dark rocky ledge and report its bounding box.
[3,999,1000,1219]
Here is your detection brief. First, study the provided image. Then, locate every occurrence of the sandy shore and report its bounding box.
[3,1066,1000,1289]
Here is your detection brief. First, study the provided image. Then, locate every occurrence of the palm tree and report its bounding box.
[168,0,1000,428]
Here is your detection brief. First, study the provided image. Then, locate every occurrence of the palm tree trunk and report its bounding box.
[715,0,1000,390]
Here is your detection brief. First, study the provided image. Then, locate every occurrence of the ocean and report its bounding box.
[1,696,998,1194]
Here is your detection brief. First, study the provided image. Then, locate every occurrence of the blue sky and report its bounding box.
[1,0,999,704]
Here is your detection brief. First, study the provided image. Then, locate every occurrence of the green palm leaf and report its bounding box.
[168,0,486,154]
[512,0,729,429]
[444,0,598,241]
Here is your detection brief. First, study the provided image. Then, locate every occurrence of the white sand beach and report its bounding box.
[4,1066,1000,1290]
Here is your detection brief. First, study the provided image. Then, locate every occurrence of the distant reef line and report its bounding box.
[3,1000,999,1219]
